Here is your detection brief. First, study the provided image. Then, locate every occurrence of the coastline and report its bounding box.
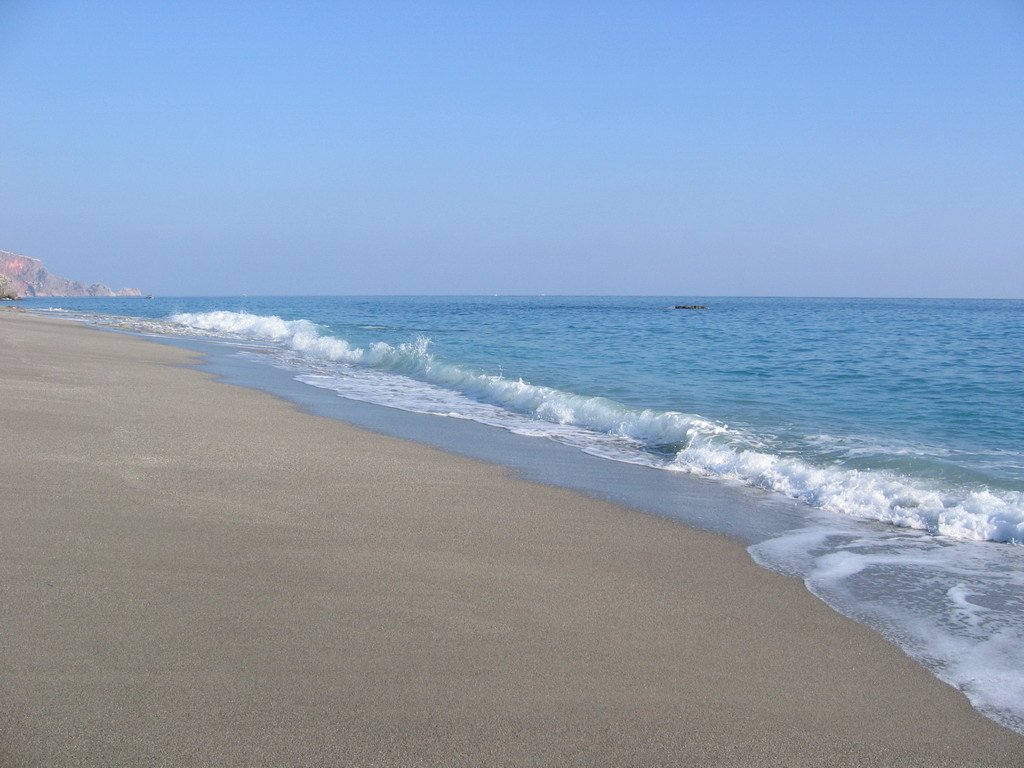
[2,311,1021,766]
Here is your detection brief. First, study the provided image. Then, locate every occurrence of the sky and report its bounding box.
[1,1,1022,297]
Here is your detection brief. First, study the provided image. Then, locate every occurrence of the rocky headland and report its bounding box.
[0,249,141,298]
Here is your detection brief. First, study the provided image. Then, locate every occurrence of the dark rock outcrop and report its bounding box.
[0,250,141,297]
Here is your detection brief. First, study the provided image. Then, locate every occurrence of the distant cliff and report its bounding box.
[0,250,142,298]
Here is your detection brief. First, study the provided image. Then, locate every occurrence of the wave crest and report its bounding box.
[168,310,1024,543]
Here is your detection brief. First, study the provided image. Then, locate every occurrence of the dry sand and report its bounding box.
[1,310,1022,767]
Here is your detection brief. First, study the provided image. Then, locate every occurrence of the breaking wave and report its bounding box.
[168,310,1024,543]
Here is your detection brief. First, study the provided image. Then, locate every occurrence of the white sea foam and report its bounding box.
[672,442,1024,542]
[167,310,1024,544]
[750,523,1024,734]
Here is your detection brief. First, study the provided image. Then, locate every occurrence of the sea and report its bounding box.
[24,295,1024,734]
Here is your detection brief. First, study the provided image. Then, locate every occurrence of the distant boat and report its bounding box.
[145,294,154,299]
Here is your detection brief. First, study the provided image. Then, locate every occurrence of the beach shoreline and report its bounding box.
[2,310,1021,766]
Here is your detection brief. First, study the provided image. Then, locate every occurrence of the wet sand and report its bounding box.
[1,310,1021,767]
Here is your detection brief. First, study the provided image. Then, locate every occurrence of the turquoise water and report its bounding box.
[31,295,1024,539]
[25,295,1024,732]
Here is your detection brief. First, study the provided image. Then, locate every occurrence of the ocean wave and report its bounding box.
[674,443,1023,542]
[168,310,1024,543]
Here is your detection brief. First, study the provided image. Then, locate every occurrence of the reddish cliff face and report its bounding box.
[0,250,141,297]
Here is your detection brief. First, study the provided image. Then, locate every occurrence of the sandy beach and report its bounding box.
[1,310,1021,767]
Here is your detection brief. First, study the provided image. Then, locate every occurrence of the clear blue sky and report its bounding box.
[1,1,1021,296]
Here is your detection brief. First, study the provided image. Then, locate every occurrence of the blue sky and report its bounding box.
[1,1,1021,296]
